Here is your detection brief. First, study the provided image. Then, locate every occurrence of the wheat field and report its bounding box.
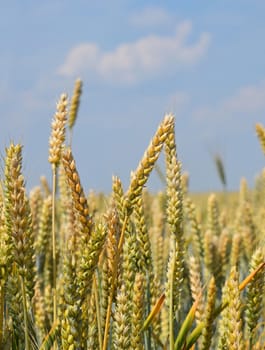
[1,79,265,349]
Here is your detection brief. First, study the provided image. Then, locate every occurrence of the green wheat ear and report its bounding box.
[213,153,227,189]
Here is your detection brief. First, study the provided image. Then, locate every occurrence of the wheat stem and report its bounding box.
[0,284,4,347]
[52,165,57,323]
[93,273,103,350]
[21,275,30,350]
[169,240,176,350]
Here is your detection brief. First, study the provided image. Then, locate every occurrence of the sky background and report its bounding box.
[1,1,265,194]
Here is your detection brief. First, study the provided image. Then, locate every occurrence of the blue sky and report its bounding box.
[1,1,265,193]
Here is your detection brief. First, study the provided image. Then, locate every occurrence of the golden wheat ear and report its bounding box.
[68,79,82,147]
[219,267,244,349]
[4,143,36,350]
[200,277,216,350]
[48,93,68,168]
[48,93,68,326]
[126,114,174,209]
[256,123,265,155]
[62,147,92,238]
[245,249,265,347]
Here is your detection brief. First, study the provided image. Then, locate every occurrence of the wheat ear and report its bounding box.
[48,93,68,323]
[62,148,92,240]
[130,273,145,350]
[201,277,216,350]
[126,114,174,209]
[164,120,184,350]
[4,143,35,350]
[256,123,265,154]
[68,78,82,146]
[218,267,244,350]
[245,248,265,346]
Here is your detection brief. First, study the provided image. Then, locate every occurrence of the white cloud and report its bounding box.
[193,81,265,123]
[58,21,211,84]
[223,83,265,113]
[58,43,100,77]
[129,7,172,28]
